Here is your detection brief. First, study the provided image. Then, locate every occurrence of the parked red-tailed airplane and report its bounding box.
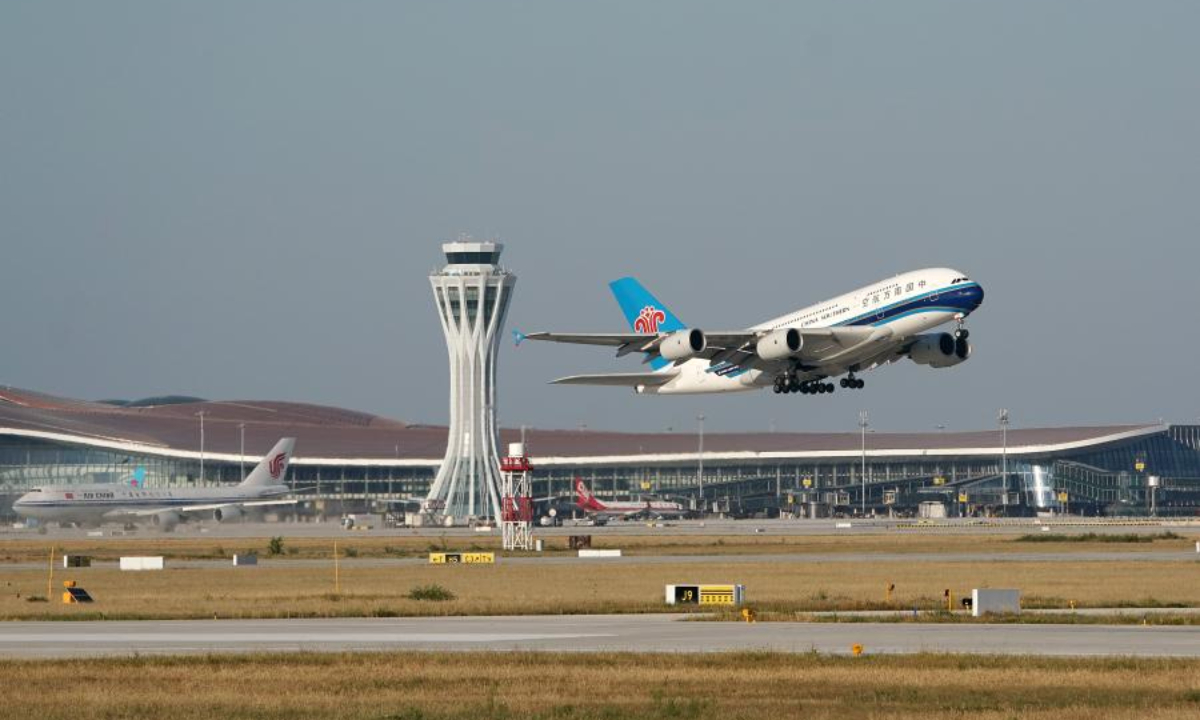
[575,478,685,520]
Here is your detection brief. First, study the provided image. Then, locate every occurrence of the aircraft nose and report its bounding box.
[971,283,984,310]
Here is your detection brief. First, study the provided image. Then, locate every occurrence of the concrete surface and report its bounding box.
[2,614,1199,658]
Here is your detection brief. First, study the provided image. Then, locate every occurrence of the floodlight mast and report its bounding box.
[859,411,869,516]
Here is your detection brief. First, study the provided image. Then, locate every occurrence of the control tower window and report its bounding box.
[446,252,498,264]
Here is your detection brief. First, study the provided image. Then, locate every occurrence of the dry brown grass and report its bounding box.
[2,529,1196,564]
[3,557,1199,620]
[1,651,1199,719]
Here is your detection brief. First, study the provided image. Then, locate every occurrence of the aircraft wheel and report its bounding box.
[839,378,848,388]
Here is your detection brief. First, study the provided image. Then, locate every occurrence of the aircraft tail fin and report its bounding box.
[575,477,606,511]
[608,277,686,335]
[608,277,686,371]
[239,438,296,488]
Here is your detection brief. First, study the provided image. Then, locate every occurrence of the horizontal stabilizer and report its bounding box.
[523,332,646,347]
[551,372,676,387]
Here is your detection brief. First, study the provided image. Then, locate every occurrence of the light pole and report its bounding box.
[999,409,1010,509]
[859,411,869,516]
[238,423,246,480]
[196,410,206,484]
[697,413,705,514]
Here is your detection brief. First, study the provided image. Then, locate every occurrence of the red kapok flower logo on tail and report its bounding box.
[269,453,287,479]
[634,306,666,334]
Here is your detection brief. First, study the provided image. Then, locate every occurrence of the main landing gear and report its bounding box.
[839,375,865,390]
[772,373,838,395]
[773,372,867,395]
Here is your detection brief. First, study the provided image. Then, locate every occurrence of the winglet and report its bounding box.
[512,329,527,347]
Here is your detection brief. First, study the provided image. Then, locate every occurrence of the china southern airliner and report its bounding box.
[518,268,984,395]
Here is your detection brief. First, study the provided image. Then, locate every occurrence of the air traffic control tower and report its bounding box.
[425,239,515,523]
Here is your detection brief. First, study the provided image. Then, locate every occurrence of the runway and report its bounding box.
[3,614,1199,658]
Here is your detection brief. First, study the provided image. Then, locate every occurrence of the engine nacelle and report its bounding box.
[909,332,971,368]
[214,506,244,523]
[756,328,802,361]
[151,510,181,530]
[659,329,706,361]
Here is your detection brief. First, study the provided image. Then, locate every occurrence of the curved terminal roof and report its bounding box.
[0,386,1167,467]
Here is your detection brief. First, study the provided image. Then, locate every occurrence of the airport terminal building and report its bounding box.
[2,386,1199,519]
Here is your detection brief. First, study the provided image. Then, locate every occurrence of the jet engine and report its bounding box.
[756,328,802,361]
[908,332,971,368]
[214,506,244,523]
[659,329,706,361]
[151,510,182,530]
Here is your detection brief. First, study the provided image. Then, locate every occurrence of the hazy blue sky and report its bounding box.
[2,2,1198,435]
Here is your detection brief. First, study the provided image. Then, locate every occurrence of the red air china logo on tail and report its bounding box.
[634,306,666,334]
[269,453,287,479]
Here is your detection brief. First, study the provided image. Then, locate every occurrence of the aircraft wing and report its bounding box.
[525,325,894,376]
[113,499,302,518]
[701,326,890,371]
[550,372,676,387]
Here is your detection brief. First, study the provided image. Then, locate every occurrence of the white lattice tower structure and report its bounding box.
[500,442,534,551]
[426,239,515,523]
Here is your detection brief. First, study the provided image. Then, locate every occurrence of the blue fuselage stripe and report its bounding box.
[841,283,982,328]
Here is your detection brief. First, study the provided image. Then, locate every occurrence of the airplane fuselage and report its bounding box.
[13,483,290,524]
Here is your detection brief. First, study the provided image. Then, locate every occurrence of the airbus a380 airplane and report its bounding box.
[14,438,299,529]
[519,268,984,395]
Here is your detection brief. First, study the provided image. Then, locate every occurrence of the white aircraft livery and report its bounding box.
[14,438,299,529]
[518,268,984,395]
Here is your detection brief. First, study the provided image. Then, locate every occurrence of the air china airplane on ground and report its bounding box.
[518,268,984,396]
[575,478,686,520]
[14,438,300,530]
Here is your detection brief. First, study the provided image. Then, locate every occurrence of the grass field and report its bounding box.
[1,528,1196,564]
[2,651,1199,719]
[4,556,1199,620]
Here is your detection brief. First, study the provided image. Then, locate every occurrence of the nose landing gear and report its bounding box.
[953,314,970,341]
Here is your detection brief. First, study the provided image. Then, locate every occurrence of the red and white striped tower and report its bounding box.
[500,442,533,551]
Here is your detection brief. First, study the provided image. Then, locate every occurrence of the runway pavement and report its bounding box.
[2,614,1199,658]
